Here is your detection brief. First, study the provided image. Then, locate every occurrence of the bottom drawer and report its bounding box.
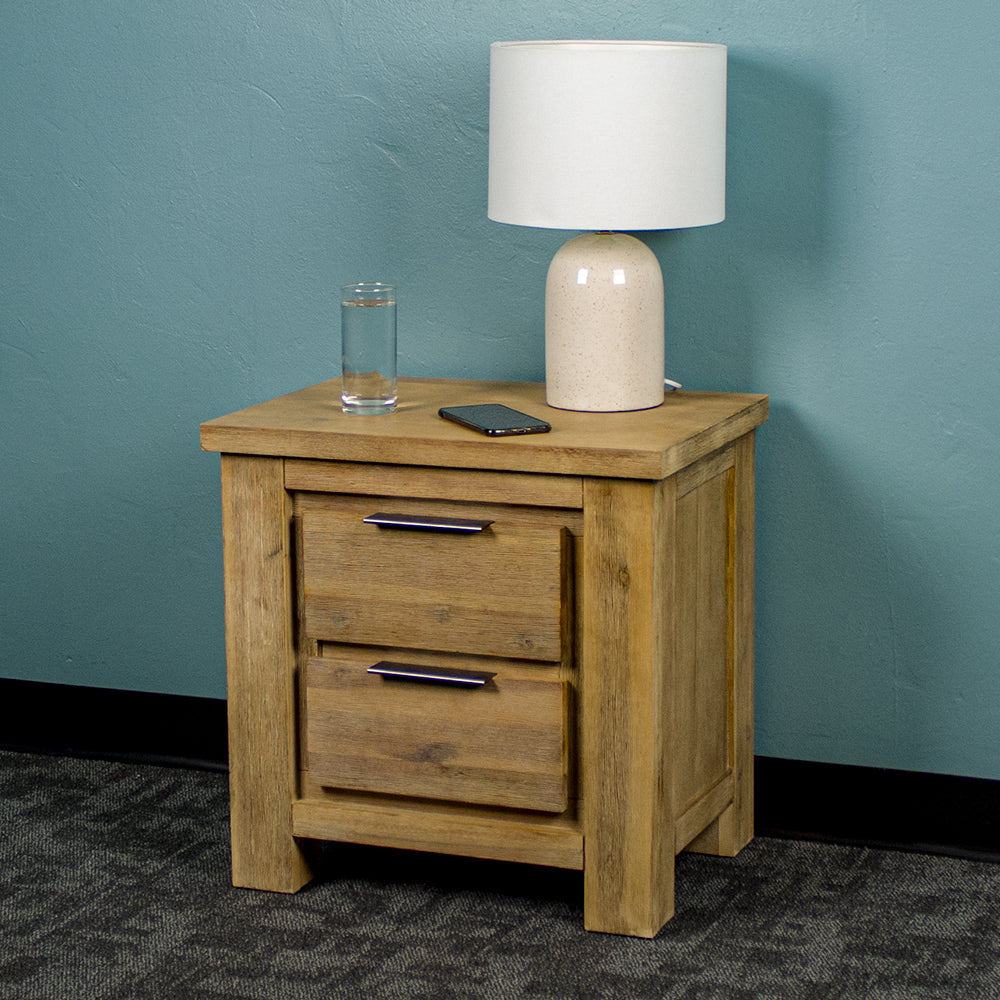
[306,655,568,813]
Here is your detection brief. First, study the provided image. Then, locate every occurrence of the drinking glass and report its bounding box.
[340,282,397,414]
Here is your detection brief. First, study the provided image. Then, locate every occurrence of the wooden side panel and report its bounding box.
[306,655,568,812]
[301,512,568,661]
[686,433,755,857]
[580,476,675,938]
[673,464,733,819]
[674,772,735,852]
[220,454,313,892]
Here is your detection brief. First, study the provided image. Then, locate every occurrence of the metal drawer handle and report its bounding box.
[367,661,497,687]
[363,512,494,533]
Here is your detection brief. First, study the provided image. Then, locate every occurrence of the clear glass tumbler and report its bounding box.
[340,281,398,415]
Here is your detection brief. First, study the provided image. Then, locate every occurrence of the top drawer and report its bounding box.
[300,505,570,661]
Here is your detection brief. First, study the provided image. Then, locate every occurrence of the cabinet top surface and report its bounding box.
[201,377,768,480]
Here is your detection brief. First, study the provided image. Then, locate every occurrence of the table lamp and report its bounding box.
[488,40,727,412]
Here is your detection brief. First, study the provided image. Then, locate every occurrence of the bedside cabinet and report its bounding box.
[201,377,768,938]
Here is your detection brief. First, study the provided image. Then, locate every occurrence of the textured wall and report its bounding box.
[2,2,999,778]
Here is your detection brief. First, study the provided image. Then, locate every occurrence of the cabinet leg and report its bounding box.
[581,478,676,937]
[685,803,745,857]
[221,454,314,893]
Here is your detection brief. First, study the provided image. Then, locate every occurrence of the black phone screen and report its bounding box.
[438,404,552,436]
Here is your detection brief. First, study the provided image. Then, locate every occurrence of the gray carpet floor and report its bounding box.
[2,749,999,999]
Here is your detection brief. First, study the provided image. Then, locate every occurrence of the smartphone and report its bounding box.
[438,403,552,437]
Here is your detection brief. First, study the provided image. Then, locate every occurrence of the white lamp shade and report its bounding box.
[488,40,727,232]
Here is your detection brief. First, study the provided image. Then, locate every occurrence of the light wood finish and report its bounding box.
[292,490,584,537]
[685,433,756,857]
[292,795,584,870]
[581,476,675,936]
[201,377,768,481]
[220,454,313,892]
[203,377,767,937]
[306,654,568,812]
[285,459,584,509]
[301,510,569,661]
[675,442,735,499]
[675,772,736,852]
[673,460,732,818]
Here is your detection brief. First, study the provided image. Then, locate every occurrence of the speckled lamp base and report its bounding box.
[544,232,665,412]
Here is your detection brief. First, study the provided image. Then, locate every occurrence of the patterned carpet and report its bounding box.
[2,750,999,999]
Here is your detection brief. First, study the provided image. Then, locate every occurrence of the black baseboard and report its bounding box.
[0,677,228,772]
[1,678,998,862]
[755,755,1000,863]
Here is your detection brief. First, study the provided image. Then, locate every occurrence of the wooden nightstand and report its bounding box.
[201,376,768,938]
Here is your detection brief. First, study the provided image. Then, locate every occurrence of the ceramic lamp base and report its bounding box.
[544,232,665,412]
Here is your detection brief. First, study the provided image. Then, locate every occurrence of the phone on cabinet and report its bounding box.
[438,403,552,437]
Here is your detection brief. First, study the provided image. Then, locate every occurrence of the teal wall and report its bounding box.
[3,3,998,778]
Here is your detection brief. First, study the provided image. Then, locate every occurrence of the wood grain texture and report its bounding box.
[220,454,312,892]
[675,771,735,852]
[285,459,583,509]
[686,433,755,857]
[293,491,584,536]
[202,377,768,481]
[301,510,568,662]
[580,476,675,938]
[292,796,583,869]
[205,380,767,937]
[306,655,569,812]
[673,463,733,816]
